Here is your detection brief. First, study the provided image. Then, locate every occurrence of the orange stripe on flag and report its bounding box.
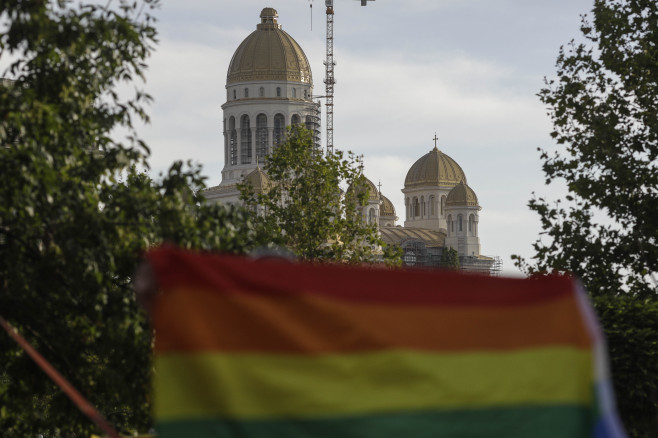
[154,287,591,354]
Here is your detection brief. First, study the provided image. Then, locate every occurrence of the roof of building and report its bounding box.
[243,167,271,192]
[446,180,479,207]
[380,194,396,217]
[227,8,312,85]
[204,183,237,194]
[379,226,446,248]
[404,146,467,188]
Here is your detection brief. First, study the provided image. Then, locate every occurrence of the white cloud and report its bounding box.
[136,26,566,272]
[329,48,551,156]
[3,0,595,276]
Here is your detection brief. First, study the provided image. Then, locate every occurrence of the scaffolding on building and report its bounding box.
[488,256,503,276]
[304,100,322,152]
[401,240,428,267]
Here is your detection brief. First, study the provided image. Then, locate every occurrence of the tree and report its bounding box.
[239,125,400,265]
[593,295,658,437]
[0,2,263,436]
[515,1,658,435]
[440,247,460,270]
[514,0,657,298]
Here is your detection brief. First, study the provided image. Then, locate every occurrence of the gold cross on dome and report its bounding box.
[433,133,439,148]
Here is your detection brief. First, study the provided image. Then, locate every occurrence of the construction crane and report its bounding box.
[322,0,375,155]
[324,0,335,155]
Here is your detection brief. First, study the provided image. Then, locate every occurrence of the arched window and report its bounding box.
[458,214,463,232]
[229,116,237,165]
[259,87,265,97]
[233,89,236,100]
[304,89,308,99]
[448,214,453,234]
[413,197,420,218]
[430,196,435,216]
[368,208,375,225]
[421,196,425,218]
[223,118,228,163]
[292,88,297,98]
[274,114,285,146]
[404,251,416,266]
[305,115,315,132]
[244,88,249,98]
[276,87,281,97]
[256,114,268,164]
[291,114,300,126]
[468,214,474,233]
[240,115,252,164]
[305,115,318,149]
[441,196,446,216]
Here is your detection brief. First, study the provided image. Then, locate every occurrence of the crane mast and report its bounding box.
[324,0,335,155]
[320,0,375,155]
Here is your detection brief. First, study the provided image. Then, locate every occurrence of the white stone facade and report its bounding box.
[204,7,498,273]
[401,185,452,232]
[220,88,318,185]
[206,8,320,205]
[444,204,481,257]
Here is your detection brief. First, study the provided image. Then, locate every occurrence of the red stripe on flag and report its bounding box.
[147,246,574,307]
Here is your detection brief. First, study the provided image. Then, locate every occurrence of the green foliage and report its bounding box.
[440,247,460,270]
[593,295,658,437]
[239,125,400,265]
[513,0,657,299]
[515,1,658,435]
[0,2,262,436]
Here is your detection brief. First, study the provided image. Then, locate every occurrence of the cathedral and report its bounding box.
[205,7,498,274]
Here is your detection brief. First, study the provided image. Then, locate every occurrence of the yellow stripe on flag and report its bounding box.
[154,347,593,421]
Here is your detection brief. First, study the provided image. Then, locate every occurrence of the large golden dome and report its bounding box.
[227,8,312,85]
[446,180,479,207]
[404,146,467,188]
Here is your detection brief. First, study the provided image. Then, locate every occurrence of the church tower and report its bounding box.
[444,180,481,257]
[206,8,320,205]
[401,144,467,233]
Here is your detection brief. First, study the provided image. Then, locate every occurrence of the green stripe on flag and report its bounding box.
[156,405,594,438]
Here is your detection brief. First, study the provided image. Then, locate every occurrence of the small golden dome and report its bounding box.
[446,180,479,207]
[227,8,312,85]
[404,147,467,188]
[347,175,379,202]
[380,195,396,217]
[243,167,271,192]
[260,7,278,19]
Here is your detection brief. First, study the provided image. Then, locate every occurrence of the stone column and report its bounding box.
[237,129,243,164]
[223,132,228,166]
[251,127,257,164]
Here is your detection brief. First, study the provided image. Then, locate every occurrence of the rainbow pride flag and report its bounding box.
[146,246,626,438]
